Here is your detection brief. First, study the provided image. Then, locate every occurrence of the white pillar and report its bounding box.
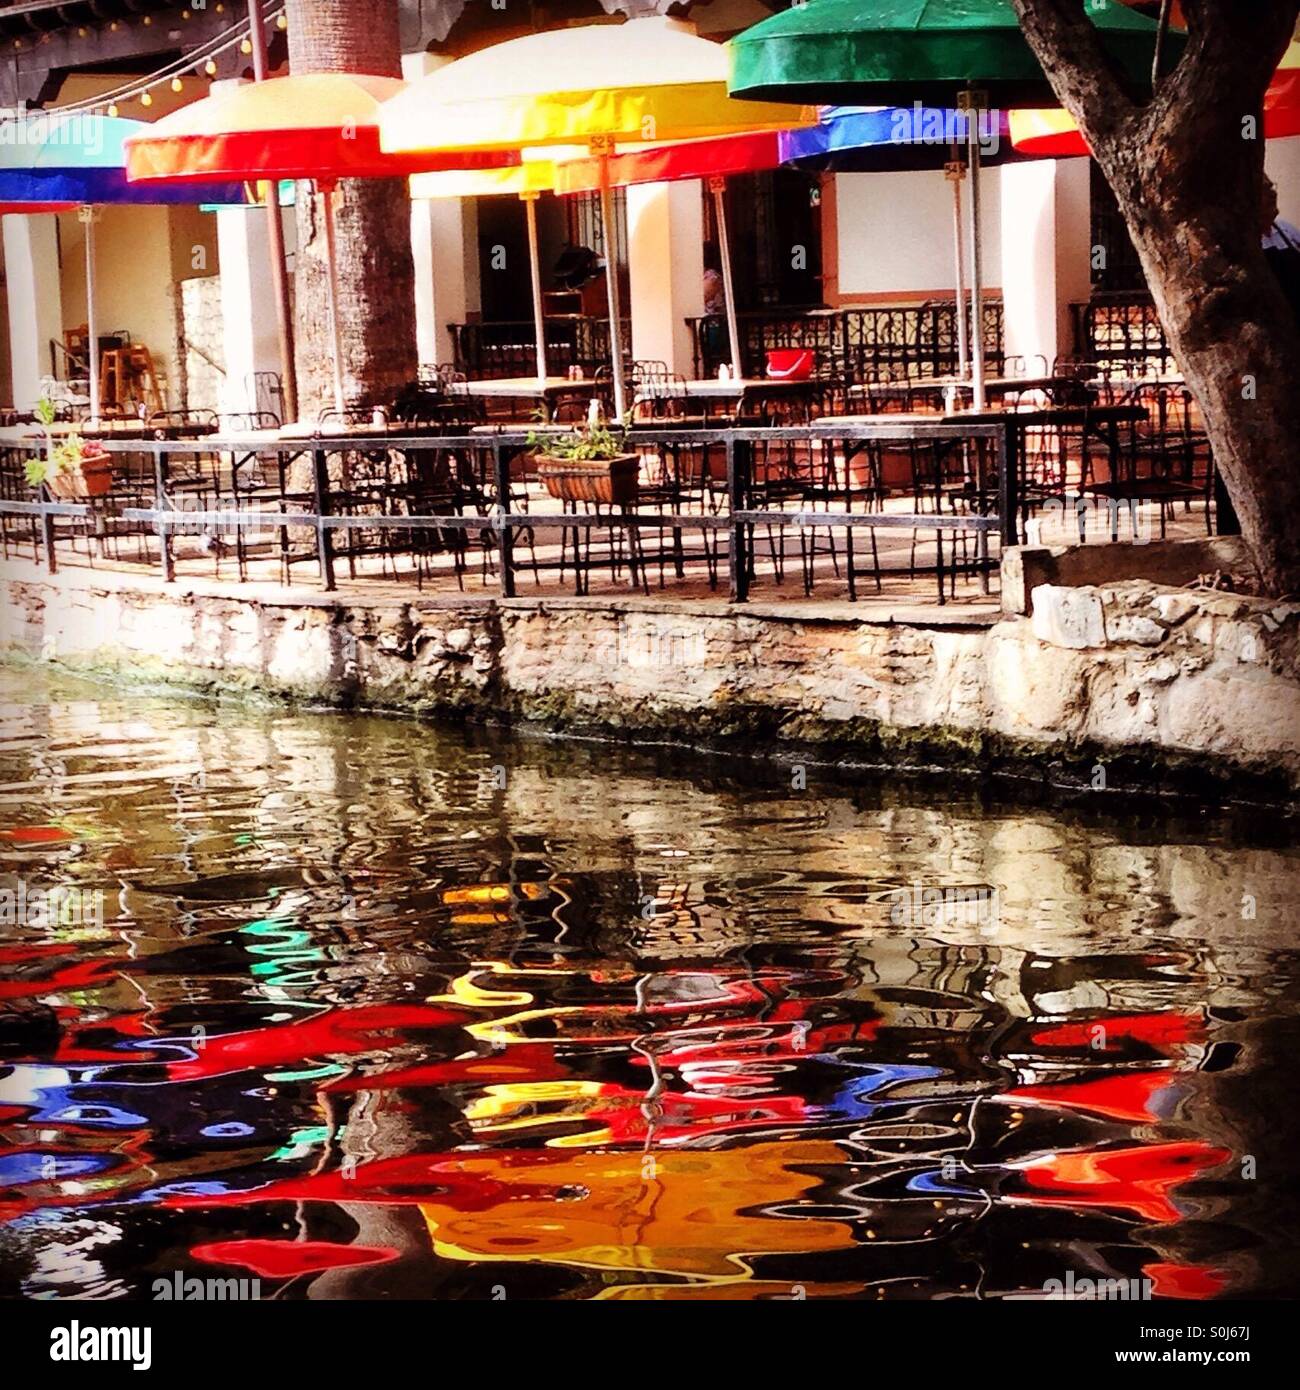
[3,214,62,412]
[999,156,1092,371]
[410,196,479,370]
[626,180,704,378]
[1266,135,1300,227]
[215,205,283,416]
[403,50,481,372]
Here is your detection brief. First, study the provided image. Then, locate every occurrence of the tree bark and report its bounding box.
[1011,0,1300,597]
[285,0,417,420]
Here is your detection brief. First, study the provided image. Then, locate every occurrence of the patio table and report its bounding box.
[461,376,600,421]
[849,376,1081,409]
[655,376,825,423]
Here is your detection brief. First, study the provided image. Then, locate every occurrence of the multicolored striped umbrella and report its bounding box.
[126,74,515,415]
[380,17,814,417]
[0,112,248,422]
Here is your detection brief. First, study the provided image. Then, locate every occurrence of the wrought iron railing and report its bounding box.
[686,301,1006,381]
[0,420,1008,606]
[450,317,632,380]
[1071,293,1177,377]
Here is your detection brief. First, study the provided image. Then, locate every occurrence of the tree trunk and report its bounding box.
[1012,0,1300,598]
[285,0,416,420]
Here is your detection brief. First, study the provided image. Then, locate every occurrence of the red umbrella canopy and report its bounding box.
[0,202,76,215]
[554,129,784,195]
[125,72,515,186]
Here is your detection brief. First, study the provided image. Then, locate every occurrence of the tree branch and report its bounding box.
[1175,1,1297,111]
[1009,0,1139,144]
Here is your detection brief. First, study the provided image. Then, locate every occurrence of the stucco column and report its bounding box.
[3,214,62,412]
[626,180,705,379]
[403,51,481,372]
[409,195,480,371]
[215,204,284,416]
[999,156,1092,371]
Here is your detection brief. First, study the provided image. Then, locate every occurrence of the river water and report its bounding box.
[1,665,1297,1301]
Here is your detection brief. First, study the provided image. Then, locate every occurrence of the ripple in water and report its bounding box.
[1,667,1298,1301]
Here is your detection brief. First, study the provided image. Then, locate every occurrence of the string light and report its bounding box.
[41,5,288,120]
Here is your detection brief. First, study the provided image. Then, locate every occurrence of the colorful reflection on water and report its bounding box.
[1,667,1298,1300]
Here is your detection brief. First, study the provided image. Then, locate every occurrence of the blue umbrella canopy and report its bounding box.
[780,105,1028,172]
[0,113,246,206]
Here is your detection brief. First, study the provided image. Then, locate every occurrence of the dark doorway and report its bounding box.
[711,169,825,309]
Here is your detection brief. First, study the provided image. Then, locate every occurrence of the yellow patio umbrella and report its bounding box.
[380,16,814,418]
[409,158,566,387]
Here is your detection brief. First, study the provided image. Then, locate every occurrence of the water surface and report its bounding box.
[1,666,1298,1300]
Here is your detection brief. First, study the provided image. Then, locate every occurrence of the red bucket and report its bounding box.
[766,348,815,380]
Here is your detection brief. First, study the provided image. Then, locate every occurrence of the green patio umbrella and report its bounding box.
[730,0,1178,406]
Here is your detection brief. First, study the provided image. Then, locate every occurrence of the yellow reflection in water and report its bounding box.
[420,1139,855,1290]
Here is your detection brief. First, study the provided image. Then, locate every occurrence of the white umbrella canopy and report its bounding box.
[409,158,578,387]
[381,17,813,417]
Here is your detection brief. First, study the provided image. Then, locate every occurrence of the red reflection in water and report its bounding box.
[1009,1071,1174,1124]
[0,943,79,966]
[191,1239,400,1278]
[0,956,125,1001]
[1031,1012,1205,1052]
[165,1004,469,1081]
[0,826,79,844]
[1143,1261,1228,1299]
[1018,1141,1231,1224]
[320,1043,570,1093]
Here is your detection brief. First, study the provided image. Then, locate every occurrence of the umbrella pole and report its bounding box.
[946,156,970,381]
[319,182,347,417]
[522,191,549,386]
[593,147,627,421]
[710,177,744,378]
[964,96,987,412]
[81,209,101,426]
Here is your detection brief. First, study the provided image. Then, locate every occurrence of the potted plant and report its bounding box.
[24,399,112,501]
[530,414,639,506]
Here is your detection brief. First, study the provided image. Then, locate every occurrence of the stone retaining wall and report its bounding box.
[2,565,1297,800]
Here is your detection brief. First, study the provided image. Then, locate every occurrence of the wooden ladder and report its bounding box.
[100,344,164,416]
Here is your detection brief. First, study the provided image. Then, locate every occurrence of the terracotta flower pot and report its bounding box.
[536,453,640,507]
[40,456,114,501]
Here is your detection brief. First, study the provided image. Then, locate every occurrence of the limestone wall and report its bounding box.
[1,566,1296,800]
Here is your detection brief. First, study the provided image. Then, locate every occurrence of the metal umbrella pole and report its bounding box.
[522,190,550,386]
[593,141,628,421]
[946,154,970,381]
[80,207,101,425]
[962,90,987,411]
[318,181,347,416]
[709,176,745,378]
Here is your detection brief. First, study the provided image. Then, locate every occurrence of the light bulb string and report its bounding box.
[44,2,287,118]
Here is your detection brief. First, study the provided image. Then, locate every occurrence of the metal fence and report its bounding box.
[448,303,1006,384]
[1071,292,1177,377]
[450,317,631,380]
[0,421,1009,607]
[686,301,1006,381]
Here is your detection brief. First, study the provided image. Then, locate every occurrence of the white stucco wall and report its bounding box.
[1266,135,1300,225]
[58,203,220,412]
[834,166,1004,301]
